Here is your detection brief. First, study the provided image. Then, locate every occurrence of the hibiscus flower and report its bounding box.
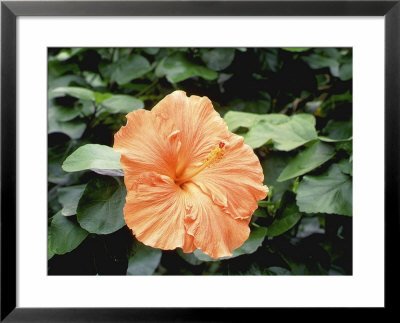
[113,91,268,259]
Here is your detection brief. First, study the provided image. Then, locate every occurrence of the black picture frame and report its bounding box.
[1,0,398,320]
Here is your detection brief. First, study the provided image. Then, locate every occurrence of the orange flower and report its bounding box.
[113,91,268,259]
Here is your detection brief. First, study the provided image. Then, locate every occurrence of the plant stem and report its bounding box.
[136,79,158,97]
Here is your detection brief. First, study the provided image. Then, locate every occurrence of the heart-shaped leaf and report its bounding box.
[50,86,95,101]
[57,184,86,216]
[156,52,218,83]
[200,48,235,71]
[224,111,286,132]
[101,95,144,114]
[127,241,162,275]
[100,54,152,85]
[77,176,127,234]
[277,141,335,182]
[62,144,123,176]
[48,117,86,140]
[296,164,352,216]
[48,211,89,255]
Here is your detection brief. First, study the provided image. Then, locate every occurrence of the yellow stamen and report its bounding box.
[176,142,225,185]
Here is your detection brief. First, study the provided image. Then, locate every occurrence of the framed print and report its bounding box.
[1,0,398,320]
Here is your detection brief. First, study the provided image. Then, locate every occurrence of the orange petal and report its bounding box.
[192,134,268,220]
[183,182,251,259]
[124,172,195,252]
[113,109,182,189]
[151,91,230,179]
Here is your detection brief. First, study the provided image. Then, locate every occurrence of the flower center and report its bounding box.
[175,142,225,186]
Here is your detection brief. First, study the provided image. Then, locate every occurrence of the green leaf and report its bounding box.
[49,101,81,122]
[57,184,86,216]
[261,152,294,202]
[224,111,285,132]
[177,249,203,266]
[193,226,268,261]
[292,177,300,194]
[83,71,107,88]
[257,201,275,208]
[62,144,123,176]
[48,61,80,76]
[77,176,127,234]
[282,48,310,52]
[229,113,318,150]
[48,211,89,255]
[101,95,144,114]
[267,201,302,237]
[320,48,341,59]
[231,226,268,256]
[296,164,352,216]
[48,75,86,90]
[302,54,340,77]
[280,255,310,275]
[267,266,292,275]
[253,207,268,219]
[335,140,352,154]
[50,86,95,101]
[48,118,86,140]
[277,141,335,182]
[93,92,113,104]
[156,52,218,83]
[339,63,352,81]
[53,48,85,61]
[329,266,347,276]
[48,141,85,185]
[296,216,324,238]
[256,48,282,72]
[321,120,352,141]
[48,234,55,260]
[143,48,160,55]
[318,136,352,143]
[337,158,352,176]
[100,54,152,85]
[192,250,218,262]
[200,48,235,71]
[127,241,162,275]
[225,112,318,150]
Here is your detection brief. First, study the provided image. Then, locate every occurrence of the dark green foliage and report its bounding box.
[77,176,126,234]
[48,47,352,275]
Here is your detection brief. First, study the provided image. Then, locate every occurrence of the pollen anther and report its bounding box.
[203,143,225,168]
